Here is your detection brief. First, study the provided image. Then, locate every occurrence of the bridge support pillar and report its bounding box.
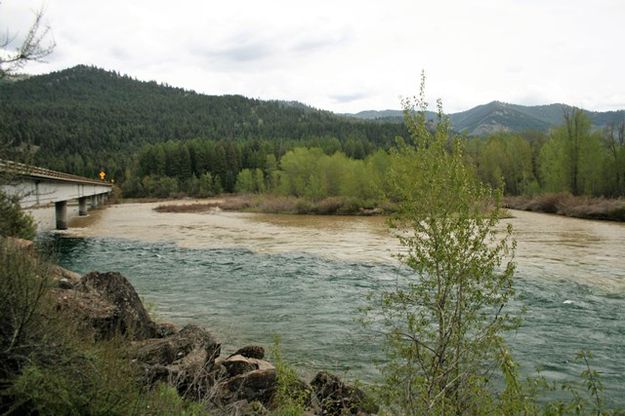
[91,194,99,208]
[78,197,88,216]
[55,201,68,230]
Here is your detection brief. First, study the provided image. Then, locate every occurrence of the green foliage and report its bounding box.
[0,238,209,415]
[497,350,623,416]
[272,147,388,204]
[235,168,266,194]
[470,134,536,195]
[0,238,52,382]
[3,66,625,201]
[270,338,308,416]
[5,353,208,416]
[139,175,179,198]
[0,190,36,239]
[539,109,608,196]
[367,78,518,414]
[0,65,405,182]
[602,122,625,197]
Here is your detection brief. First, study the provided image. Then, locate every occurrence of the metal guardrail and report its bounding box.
[0,159,112,187]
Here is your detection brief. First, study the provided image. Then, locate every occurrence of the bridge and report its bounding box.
[1,159,113,230]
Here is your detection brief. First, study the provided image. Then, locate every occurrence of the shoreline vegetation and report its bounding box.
[152,194,390,216]
[149,192,625,222]
[504,193,625,222]
[0,237,377,415]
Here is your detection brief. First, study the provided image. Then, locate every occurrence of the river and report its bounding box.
[47,201,625,406]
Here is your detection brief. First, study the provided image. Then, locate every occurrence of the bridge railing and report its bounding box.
[0,159,111,187]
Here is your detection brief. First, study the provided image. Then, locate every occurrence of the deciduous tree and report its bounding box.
[367,76,517,414]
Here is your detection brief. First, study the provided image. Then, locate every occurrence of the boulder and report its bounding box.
[52,288,118,338]
[310,371,378,415]
[77,271,158,339]
[228,345,265,360]
[156,321,179,338]
[142,363,175,386]
[170,347,215,401]
[218,368,277,406]
[223,355,259,378]
[134,324,221,367]
[222,354,274,378]
[220,400,269,416]
[49,265,81,288]
[134,325,221,401]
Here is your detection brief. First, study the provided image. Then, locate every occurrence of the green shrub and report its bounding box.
[0,238,52,381]
[271,339,308,416]
[0,239,209,415]
[0,191,36,239]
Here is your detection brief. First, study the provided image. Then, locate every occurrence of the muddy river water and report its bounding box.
[44,201,625,405]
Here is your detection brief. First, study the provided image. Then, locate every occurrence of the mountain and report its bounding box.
[350,109,405,120]
[346,101,625,135]
[0,65,405,177]
[3,65,623,181]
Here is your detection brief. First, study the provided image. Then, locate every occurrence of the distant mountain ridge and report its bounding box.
[346,101,625,135]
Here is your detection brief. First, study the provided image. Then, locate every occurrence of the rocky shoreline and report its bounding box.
[49,265,378,415]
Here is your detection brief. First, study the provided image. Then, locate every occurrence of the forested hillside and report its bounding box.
[2,65,624,201]
[0,65,406,181]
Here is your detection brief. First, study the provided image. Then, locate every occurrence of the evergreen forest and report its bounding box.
[1,65,624,201]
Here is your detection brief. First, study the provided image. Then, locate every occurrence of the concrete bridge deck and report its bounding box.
[1,159,113,230]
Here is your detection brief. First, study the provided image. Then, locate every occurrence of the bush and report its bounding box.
[0,239,208,415]
[0,238,52,382]
[366,81,518,414]
[0,191,36,239]
[271,339,308,416]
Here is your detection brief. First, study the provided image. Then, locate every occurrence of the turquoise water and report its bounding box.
[51,234,625,407]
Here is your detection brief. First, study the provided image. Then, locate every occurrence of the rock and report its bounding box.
[134,324,221,367]
[220,400,269,416]
[311,371,378,415]
[51,271,159,340]
[77,271,158,339]
[228,345,265,360]
[139,349,212,401]
[156,321,178,338]
[218,368,277,406]
[52,288,118,338]
[223,354,274,378]
[171,347,215,401]
[58,278,75,289]
[223,355,259,378]
[142,363,174,386]
[50,265,81,287]
[134,325,221,401]
[5,237,34,251]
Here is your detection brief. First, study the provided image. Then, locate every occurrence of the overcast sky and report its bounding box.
[2,0,624,113]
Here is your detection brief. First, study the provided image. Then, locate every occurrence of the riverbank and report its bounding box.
[150,192,625,223]
[153,194,391,216]
[0,237,376,415]
[505,193,625,222]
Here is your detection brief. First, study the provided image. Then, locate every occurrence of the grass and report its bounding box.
[505,193,625,221]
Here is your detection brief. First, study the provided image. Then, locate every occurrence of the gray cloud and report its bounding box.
[4,0,625,113]
[289,32,350,54]
[330,92,370,103]
[199,42,274,63]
